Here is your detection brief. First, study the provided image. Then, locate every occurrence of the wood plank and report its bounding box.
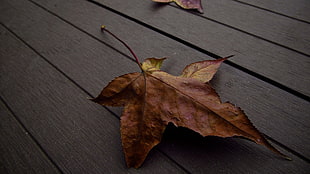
[235,0,310,22]
[171,0,310,55]
[159,126,310,174]
[0,21,186,174]
[0,100,61,174]
[28,0,310,158]
[1,0,309,173]
[90,0,310,97]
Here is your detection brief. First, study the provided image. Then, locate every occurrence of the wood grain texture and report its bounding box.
[235,0,310,22]
[0,100,61,174]
[91,0,310,97]
[0,0,309,173]
[29,0,310,159]
[159,126,310,174]
[0,18,186,174]
[173,0,310,54]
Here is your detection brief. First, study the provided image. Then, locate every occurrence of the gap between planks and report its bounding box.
[0,94,64,174]
[167,4,310,57]
[5,0,310,163]
[86,0,310,98]
[0,22,191,174]
[86,0,310,102]
[232,0,310,24]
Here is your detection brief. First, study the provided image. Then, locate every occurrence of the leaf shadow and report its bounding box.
[149,2,169,12]
[155,124,277,170]
[160,124,245,157]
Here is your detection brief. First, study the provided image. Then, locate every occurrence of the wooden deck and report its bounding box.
[0,0,309,173]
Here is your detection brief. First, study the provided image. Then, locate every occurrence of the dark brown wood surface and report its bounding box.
[0,0,309,173]
[235,0,310,22]
[0,99,61,174]
[91,0,310,97]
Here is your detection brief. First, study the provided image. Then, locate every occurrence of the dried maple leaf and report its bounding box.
[153,0,203,13]
[92,26,289,168]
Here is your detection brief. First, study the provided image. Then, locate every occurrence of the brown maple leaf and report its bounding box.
[153,0,203,13]
[92,26,289,168]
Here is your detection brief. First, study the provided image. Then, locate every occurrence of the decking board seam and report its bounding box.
[264,134,310,163]
[168,4,310,57]
[232,0,310,24]
[0,0,308,171]
[16,0,310,164]
[86,0,310,102]
[1,12,191,171]
[0,94,64,174]
[27,0,138,66]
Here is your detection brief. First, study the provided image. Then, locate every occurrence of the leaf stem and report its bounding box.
[101,25,143,71]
